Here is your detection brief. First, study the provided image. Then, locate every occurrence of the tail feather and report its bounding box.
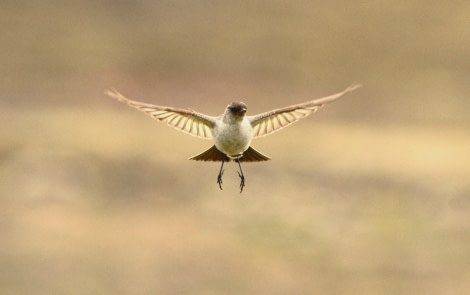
[189,145,271,162]
[189,145,229,162]
[238,146,271,162]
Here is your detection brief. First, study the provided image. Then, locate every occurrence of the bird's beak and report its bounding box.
[236,108,247,117]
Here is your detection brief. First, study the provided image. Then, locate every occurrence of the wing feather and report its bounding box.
[106,89,217,139]
[248,84,361,138]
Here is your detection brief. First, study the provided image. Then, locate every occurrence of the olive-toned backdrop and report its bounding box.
[1,1,469,294]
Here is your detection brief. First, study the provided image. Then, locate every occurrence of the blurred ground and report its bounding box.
[1,1,470,294]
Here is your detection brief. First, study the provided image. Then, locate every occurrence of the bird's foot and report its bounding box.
[237,171,245,193]
[217,169,224,190]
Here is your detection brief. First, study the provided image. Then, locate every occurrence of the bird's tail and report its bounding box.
[239,146,271,162]
[189,145,271,162]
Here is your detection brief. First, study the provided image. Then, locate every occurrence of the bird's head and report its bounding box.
[227,102,247,118]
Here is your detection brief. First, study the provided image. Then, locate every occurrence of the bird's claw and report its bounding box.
[217,169,224,190]
[237,171,245,193]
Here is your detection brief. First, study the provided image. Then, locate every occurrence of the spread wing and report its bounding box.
[106,89,217,139]
[248,84,361,138]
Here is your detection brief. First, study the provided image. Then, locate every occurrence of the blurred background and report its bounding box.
[1,1,469,294]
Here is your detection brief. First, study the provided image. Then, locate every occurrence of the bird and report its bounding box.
[106,84,360,192]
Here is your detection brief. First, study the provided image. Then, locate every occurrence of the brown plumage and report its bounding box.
[106,84,361,192]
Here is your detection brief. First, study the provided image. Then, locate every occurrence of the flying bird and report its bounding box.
[106,84,360,192]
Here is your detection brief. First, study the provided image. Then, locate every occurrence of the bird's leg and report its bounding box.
[217,160,225,190]
[236,159,245,193]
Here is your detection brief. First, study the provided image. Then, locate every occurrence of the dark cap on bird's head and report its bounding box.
[227,101,247,115]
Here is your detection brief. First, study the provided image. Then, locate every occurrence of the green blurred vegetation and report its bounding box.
[1,1,469,294]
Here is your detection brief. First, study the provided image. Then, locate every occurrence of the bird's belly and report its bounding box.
[214,123,253,157]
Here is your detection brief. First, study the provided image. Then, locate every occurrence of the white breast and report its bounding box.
[214,118,253,157]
